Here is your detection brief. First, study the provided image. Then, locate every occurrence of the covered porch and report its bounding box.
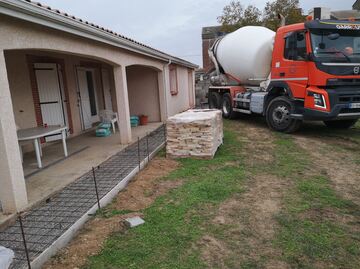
[24,122,163,203]
[0,47,165,216]
[0,122,163,225]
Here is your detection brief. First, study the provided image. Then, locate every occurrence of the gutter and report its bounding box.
[0,0,198,69]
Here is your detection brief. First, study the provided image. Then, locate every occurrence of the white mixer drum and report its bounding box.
[215,26,275,86]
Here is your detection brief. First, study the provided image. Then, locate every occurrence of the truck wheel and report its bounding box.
[323,119,358,129]
[266,96,301,133]
[209,92,221,109]
[222,93,236,119]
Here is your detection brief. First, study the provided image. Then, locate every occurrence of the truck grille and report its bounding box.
[338,94,360,103]
[327,78,360,86]
[340,108,360,113]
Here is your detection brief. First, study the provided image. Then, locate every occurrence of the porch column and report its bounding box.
[158,71,167,122]
[0,50,28,213]
[113,65,132,144]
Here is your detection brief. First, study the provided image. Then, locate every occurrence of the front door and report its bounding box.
[34,63,68,141]
[76,68,99,130]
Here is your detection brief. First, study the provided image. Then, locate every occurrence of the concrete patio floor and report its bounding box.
[0,122,163,225]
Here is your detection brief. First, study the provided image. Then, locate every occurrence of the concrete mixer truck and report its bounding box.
[208,19,360,132]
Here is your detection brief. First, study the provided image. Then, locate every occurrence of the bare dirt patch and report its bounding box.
[109,157,181,211]
[198,121,290,269]
[201,120,290,269]
[206,174,290,269]
[43,157,181,269]
[294,135,360,205]
[230,121,276,166]
[200,235,229,269]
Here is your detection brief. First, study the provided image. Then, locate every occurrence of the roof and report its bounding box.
[0,0,197,68]
[331,10,360,20]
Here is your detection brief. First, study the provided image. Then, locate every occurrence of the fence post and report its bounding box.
[137,137,141,170]
[18,213,31,269]
[163,123,167,158]
[92,167,101,210]
[146,132,150,164]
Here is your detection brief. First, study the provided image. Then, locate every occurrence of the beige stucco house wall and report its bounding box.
[0,1,197,214]
[127,65,161,122]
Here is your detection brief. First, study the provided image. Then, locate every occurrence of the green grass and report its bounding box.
[83,120,360,269]
[272,134,360,269]
[85,126,246,269]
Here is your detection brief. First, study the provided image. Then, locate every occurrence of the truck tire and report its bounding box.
[209,92,221,109]
[222,93,237,119]
[266,96,301,133]
[323,119,358,129]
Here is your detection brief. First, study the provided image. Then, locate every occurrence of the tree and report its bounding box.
[242,5,262,26]
[217,1,262,32]
[263,0,305,31]
[218,0,305,33]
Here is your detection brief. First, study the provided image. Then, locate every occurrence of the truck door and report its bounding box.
[272,31,309,98]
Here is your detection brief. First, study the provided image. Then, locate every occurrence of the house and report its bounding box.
[0,0,197,214]
[201,26,228,73]
[194,26,228,107]
[309,1,360,20]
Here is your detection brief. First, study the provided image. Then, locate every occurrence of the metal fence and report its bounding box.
[0,124,166,269]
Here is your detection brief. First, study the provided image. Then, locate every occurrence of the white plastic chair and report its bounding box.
[99,110,119,134]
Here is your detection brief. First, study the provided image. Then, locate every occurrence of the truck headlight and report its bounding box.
[313,93,326,108]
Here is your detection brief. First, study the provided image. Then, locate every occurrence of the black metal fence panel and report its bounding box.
[0,125,165,269]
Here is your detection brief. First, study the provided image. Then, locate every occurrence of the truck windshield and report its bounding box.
[310,29,360,63]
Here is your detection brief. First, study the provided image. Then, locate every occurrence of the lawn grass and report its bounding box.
[272,133,360,269]
[86,123,246,268]
[84,120,360,269]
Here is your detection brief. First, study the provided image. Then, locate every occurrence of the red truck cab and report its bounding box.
[266,19,360,130]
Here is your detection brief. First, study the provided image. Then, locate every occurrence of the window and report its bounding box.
[284,31,307,61]
[310,29,360,63]
[169,65,178,96]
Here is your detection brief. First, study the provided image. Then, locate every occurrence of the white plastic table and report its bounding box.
[17,126,68,169]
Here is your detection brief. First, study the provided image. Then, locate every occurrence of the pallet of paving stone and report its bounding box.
[166,109,223,159]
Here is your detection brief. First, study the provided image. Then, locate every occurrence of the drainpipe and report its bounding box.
[162,59,171,120]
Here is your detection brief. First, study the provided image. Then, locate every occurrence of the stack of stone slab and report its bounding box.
[166,109,223,159]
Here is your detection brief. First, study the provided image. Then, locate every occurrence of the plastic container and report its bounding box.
[130,116,139,127]
[96,122,112,137]
[139,115,148,126]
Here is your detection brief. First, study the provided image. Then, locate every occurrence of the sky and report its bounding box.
[39,0,355,67]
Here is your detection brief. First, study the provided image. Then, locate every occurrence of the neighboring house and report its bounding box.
[0,0,197,214]
[309,1,360,20]
[354,0,360,10]
[195,26,227,107]
[201,26,228,73]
